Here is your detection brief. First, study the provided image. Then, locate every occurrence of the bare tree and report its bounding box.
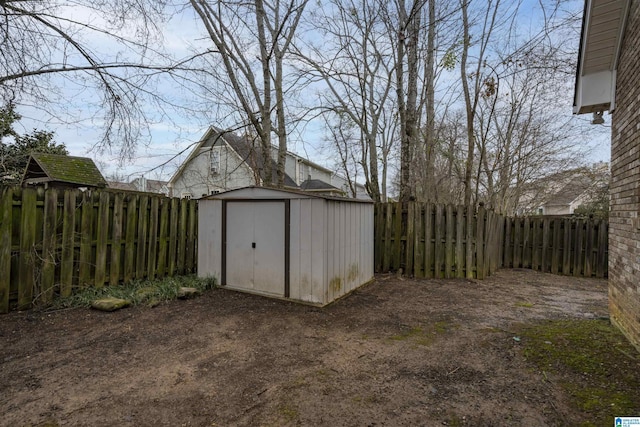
[392,0,426,202]
[0,0,188,160]
[188,0,308,187]
[294,0,397,201]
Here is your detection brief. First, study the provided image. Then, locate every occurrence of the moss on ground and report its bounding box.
[389,320,455,346]
[517,318,640,426]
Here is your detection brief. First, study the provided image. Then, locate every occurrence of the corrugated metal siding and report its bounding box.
[289,198,326,304]
[197,199,222,281]
[325,201,374,303]
[199,187,373,306]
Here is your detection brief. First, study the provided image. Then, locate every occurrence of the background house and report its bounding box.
[22,153,107,189]
[107,177,169,195]
[515,163,610,216]
[168,127,369,199]
[574,0,639,351]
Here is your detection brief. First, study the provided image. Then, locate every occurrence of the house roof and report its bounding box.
[574,0,631,114]
[544,175,592,207]
[210,130,299,188]
[168,126,298,188]
[108,181,136,191]
[130,177,169,193]
[299,178,341,192]
[23,153,107,187]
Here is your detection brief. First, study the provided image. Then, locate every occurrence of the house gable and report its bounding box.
[169,128,257,198]
[170,126,370,200]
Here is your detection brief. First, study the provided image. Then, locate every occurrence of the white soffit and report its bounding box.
[574,0,631,114]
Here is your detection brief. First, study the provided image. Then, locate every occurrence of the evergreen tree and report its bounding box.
[0,103,67,185]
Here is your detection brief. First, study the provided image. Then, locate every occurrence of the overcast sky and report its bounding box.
[12,0,612,183]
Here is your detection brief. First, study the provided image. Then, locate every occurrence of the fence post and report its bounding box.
[562,219,572,275]
[550,218,560,274]
[124,194,138,283]
[95,191,110,288]
[584,217,594,277]
[110,193,124,286]
[573,219,584,277]
[444,205,454,279]
[136,195,150,279]
[465,205,474,279]
[0,187,12,313]
[541,218,551,272]
[374,203,383,272]
[60,190,76,296]
[596,220,607,278]
[455,205,465,278]
[513,216,521,269]
[147,196,160,280]
[392,202,402,272]
[406,202,415,276]
[41,188,58,303]
[157,198,170,277]
[18,188,37,309]
[382,203,393,272]
[168,197,179,276]
[476,203,486,279]
[424,203,433,278]
[413,203,424,278]
[78,191,94,288]
[434,204,444,278]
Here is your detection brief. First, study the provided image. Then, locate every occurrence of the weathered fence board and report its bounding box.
[0,188,13,313]
[41,189,57,303]
[502,216,607,278]
[110,193,124,287]
[60,191,76,297]
[0,186,197,311]
[18,189,37,309]
[375,203,608,279]
[374,202,503,279]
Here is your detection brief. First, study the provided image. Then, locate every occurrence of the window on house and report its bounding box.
[298,163,305,183]
[210,148,220,174]
[210,189,220,195]
[181,192,192,200]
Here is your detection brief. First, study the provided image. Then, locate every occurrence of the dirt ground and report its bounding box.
[0,269,610,426]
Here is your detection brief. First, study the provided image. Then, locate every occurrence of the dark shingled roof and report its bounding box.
[25,153,107,187]
[299,179,341,191]
[206,128,299,188]
[545,176,592,206]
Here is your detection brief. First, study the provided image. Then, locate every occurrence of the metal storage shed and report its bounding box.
[198,186,374,306]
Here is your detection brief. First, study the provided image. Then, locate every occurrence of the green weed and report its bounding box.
[48,275,216,310]
[518,318,640,426]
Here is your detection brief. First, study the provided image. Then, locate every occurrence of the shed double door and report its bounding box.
[225,201,286,296]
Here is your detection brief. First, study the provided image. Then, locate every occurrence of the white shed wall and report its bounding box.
[198,187,374,306]
[289,198,326,304]
[197,199,223,282]
[325,201,374,303]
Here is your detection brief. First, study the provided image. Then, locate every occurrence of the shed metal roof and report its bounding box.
[205,186,373,203]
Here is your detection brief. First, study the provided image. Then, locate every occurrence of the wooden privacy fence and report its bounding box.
[0,186,198,313]
[374,202,503,279]
[502,216,608,278]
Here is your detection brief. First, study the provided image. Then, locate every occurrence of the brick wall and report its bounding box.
[610,0,640,352]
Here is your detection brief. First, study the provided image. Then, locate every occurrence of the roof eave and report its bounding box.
[573,0,631,115]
